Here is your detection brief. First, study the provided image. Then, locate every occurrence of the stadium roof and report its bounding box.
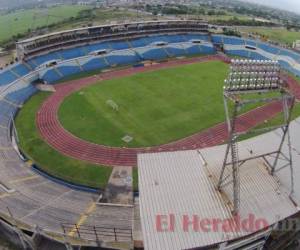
[17,19,207,44]
[138,118,300,250]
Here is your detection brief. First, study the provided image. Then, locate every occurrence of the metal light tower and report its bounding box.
[218,59,295,215]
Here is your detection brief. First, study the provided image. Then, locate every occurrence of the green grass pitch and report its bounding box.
[58,61,229,148]
[15,92,112,189]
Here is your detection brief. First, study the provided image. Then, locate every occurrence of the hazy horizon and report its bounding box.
[0,0,300,16]
[242,0,300,14]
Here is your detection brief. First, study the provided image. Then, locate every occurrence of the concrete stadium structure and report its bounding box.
[0,20,300,249]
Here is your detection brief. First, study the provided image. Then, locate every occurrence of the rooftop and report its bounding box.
[138,118,300,250]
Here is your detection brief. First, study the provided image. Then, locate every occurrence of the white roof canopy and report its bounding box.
[138,118,300,250]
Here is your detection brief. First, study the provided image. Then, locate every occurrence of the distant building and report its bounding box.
[77,1,93,5]
[293,40,300,51]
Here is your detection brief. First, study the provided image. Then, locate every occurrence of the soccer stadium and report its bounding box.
[1,19,300,250]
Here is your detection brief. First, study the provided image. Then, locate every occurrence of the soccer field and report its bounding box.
[58,61,229,148]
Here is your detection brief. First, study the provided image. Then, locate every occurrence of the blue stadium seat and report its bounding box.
[211,35,224,44]
[0,70,18,86]
[290,67,300,77]
[129,38,147,48]
[200,45,216,54]
[0,100,17,128]
[41,69,62,83]
[25,60,38,69]
[139,47,168,60]
[0,126,11,147]
[11,64,30,77]
[223,37,244,45]
[105,54,139,66]
[278,60,294,73]
[257,43,280,55]
[33,53,61,66]
[5,85,37,105]
[110,41,130,50]
[165,46,186,57]
[279,49,300,63]
[57,65,81,77]
[60,48,86,60]
[138,37,152,46]
[185,34,210,41]
[245,39,257,47]
[185,45,202,55]
[86,42,111,53]
[165,35,186,43]
[249,52,269,60]
[278,59,300,75]
[225,49,249,58]
[146,35,169,44]
[81,58,108,72]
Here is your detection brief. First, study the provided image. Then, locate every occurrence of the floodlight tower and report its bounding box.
[218,59,295,215]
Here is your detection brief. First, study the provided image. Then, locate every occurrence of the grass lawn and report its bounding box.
[58,61,230,148]
[238,27,300,46]
[132,168,139,192]
[0,5,90,43]
[239,103,300,141]
[53,8,155,32]
[15,92,112,189]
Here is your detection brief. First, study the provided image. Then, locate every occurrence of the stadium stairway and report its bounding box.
[162,46,173,57]
[11,64,31,77]
[55,51,64,60]
[165,44,187,57]
[9,69,21,79]
[0,100,18,128]
[53,66,64,78]
[102,56,111,67]
[22,61,34,71]
[131,49,144,61]
[75,58,84,72]
[5,84,37,106]
[79,57,109,72]
[125,39,133,49]
[0,70,18,87]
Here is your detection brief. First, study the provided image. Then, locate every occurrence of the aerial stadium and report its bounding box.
[0,18,300,250]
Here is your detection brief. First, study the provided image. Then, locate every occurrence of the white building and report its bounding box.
[293,40,300,51]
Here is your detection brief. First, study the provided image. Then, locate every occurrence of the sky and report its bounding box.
[244,0,300,14]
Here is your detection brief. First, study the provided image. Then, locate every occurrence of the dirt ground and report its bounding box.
[0,51,15,68]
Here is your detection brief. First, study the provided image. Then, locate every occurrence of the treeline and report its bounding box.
[141,3,297,29]
[222,28,241,37]
[211,17,277,27]
[144,4,226,16]
[231,6,300,26]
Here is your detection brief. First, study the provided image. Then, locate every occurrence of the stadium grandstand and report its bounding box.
[0,20,300,249]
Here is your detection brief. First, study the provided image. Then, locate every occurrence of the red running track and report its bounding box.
[36,55,300,166]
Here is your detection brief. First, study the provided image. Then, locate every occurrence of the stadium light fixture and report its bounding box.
[224,59,283,92]
[219,59,295,216]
